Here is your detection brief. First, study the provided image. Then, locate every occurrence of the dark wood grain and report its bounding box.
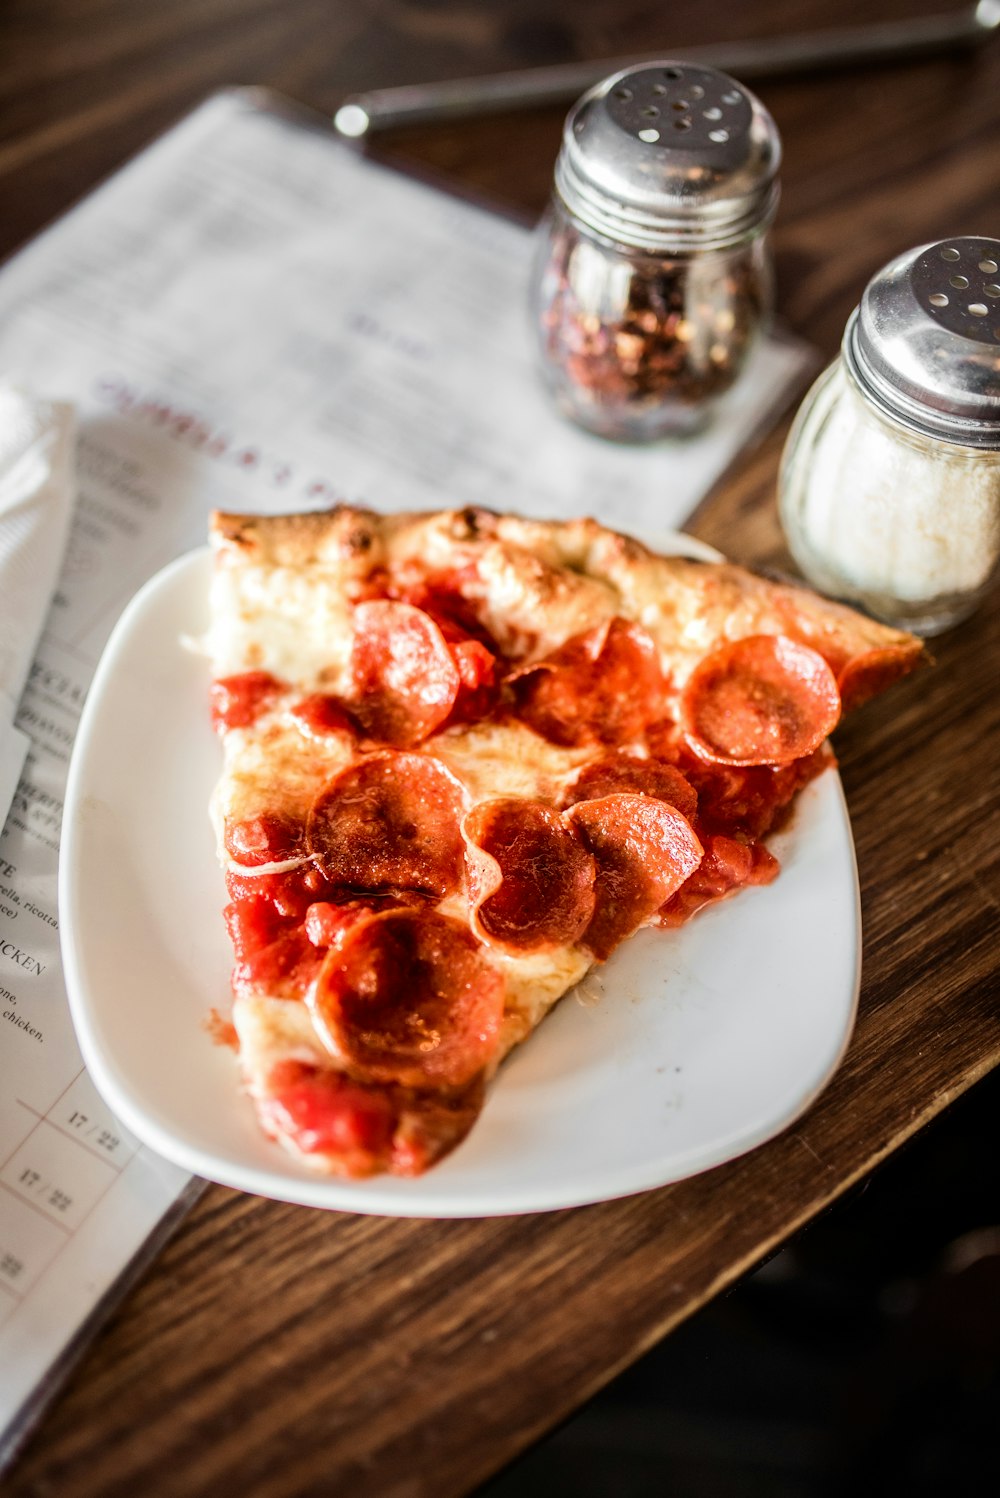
[2,2,999,1495]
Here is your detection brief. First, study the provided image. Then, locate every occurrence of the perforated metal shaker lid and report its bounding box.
[844,237,1000,449]
[554,61,781,253]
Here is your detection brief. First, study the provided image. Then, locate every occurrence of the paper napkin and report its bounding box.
[0,383,77,827]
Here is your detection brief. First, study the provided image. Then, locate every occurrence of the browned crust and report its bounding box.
[209,505,927,700]
[211,505,387,568]
[209,506,631,572]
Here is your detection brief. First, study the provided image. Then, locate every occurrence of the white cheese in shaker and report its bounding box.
[796,376,1000,601]
[780,237,1000,635]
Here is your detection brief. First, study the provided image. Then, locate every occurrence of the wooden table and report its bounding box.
[3,3,998,1494]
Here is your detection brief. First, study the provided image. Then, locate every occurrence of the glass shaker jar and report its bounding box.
[780,237,1000,636]
[531,61,781,441]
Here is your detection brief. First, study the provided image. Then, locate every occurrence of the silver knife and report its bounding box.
[334,1,1000,137]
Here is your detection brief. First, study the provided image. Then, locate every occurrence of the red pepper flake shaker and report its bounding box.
[532,62,781,441]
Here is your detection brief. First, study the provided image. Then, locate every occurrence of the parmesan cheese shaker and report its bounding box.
[779,238,1000,636]
[531,61,781,441]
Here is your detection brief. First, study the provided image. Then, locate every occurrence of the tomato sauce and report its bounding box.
[210,671,283,732]
[260,1062,396,1164]
[290,693,358,737]
[224,812,303,867]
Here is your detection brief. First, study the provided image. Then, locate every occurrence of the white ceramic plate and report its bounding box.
[60,541,861,1217]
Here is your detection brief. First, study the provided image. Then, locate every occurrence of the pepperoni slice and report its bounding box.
[306,752,466,897]
[680,635,841,767]
[309,909,505,1090]
[350,600,461,747]
[463,799,596,952]
[562,753,698,821]
[511,617,668,748]
[567,794,704,961]
[836,644,924,714]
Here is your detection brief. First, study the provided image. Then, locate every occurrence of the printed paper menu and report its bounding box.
[0,88,811,1461]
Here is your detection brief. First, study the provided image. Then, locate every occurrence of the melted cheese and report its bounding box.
[213,708,354,832]
[234,992,327,1080]
[207,564,355,690]
[495,945,592,1051]
[428,719,589,805]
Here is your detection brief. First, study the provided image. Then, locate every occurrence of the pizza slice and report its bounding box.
[205,505,924,1178]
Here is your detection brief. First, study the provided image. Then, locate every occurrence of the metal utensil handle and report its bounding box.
[334,2,1000,137]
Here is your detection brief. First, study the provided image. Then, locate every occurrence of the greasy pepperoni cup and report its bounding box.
[306,752,466,897]
[349,600,461,747]
[567,794,704,962]
[835,643,925,715]
[511,616,668,748]
[562,753,698,821]
[463,799,596,952]
[680,634,841,767]
[309,909,505,1091]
